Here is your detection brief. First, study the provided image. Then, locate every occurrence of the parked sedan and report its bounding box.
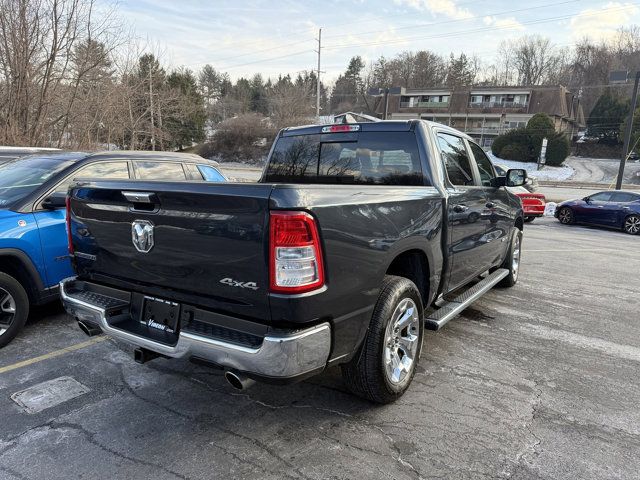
[0,150,227,347]
[508,186,546,222]
[555,190,640,235]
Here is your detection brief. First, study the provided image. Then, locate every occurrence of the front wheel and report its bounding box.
[0,272,29,348]
[524,216,535,223]
[497,228,522,288]
[342,275,424,404]
[557,207,574,225]
[623,215,640,235]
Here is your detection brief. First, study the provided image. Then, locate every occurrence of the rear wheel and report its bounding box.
[497,228,522,288]
[342,275,424,404]
[524,216,535,223]
[623,215,640,235]
[557,207,574,225]
[0,272,29,348]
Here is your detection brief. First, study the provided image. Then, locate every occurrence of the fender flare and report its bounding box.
[0,248,45,295]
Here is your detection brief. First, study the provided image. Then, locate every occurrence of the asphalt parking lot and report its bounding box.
[1,217,639,480]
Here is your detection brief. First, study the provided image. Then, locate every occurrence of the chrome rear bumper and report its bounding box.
[60,278,331,379]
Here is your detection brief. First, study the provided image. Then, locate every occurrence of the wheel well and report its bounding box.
[0,256,38,302]
[386,250,429,306]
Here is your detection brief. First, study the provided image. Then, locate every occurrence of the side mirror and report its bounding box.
[41,192,67,210]
[582,196,591,203]
[506,169,527,187]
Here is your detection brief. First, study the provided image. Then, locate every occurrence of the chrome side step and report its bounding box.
[425,268,509,331]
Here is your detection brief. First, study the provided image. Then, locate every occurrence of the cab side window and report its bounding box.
[437,133,475,186]
[469,142,494,187]
[589,192,613,202]
[134,161,187,180]
[53,161,130,194]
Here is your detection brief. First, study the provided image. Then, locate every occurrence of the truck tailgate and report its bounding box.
[69,181,273,321]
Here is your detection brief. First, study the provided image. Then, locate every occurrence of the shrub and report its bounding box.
[545,134,570,166]
[500,144,530,162]
[492,114,570,165]
[197,113,276,162]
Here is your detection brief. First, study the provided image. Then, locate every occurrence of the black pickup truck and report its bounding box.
[61,121,526,403]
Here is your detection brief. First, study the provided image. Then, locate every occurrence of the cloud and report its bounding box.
[570,2,640,40]
[393,0,472,20]
[482,16,525,31]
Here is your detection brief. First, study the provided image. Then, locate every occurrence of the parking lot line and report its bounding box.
[0,336,107,374]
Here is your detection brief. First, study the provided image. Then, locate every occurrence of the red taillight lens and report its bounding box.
[269,211,324,294]
[65,195,74,255]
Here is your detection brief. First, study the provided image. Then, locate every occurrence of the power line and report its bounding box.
[324,2,640,50]
[322,0,580,39]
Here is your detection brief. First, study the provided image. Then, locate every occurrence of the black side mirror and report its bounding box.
[42,192,67,210]
[506,169,527,187]
[489,168,527,188]
[582,196,591,203]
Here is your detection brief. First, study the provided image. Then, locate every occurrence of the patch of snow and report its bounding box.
[488,152,574,181]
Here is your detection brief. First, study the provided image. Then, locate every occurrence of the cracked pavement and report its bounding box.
[1,217,639,479]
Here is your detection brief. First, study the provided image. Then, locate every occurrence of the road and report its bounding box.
[1,217,639,479]
[564,157,640,185]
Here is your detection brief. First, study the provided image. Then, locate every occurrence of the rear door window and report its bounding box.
[611,192,639,203]
[134,161,187,180]
[264,131,425,186]
[437,133,475,187]
[469,142,494,187]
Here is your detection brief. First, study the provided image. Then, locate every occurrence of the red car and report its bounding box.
[509,186,546,222]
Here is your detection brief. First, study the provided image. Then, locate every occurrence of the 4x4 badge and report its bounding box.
[220,277,258,290]
[131,220,154,253]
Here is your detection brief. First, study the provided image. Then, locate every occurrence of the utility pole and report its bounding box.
[617,71,640,189]
[149,68,156,151]
[383,88,389,120]
[316,28,322,118]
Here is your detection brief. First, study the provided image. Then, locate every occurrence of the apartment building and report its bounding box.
[375,85,585,147]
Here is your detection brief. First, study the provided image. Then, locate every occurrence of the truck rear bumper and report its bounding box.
[60,278,331,381]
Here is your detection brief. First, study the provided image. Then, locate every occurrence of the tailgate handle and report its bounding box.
[123,191,155,203]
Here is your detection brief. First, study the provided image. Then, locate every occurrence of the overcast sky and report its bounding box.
[118,0,639,82]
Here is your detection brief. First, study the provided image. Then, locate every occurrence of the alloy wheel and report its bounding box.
[383,298,420,386]
[558,208,573,224]
[0,288,16,337]
[624,215,640,235]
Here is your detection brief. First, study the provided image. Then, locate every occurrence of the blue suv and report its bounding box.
[0,150,227,347]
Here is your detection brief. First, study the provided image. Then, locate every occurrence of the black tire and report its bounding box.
[524,216,535,223]
[623,214,640,235]
[0,272,29,348]
[557,207,574,225]
[497,228,522,288]
[342,275,424,404]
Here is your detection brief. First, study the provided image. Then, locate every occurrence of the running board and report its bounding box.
[425,268,509,331]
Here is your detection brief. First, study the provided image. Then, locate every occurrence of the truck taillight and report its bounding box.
[65,196,74,255]
[269,211,324,294]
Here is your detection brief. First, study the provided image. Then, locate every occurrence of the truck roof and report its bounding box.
[281,119,474,142]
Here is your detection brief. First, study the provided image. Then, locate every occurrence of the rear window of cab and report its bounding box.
[264,131,427,186]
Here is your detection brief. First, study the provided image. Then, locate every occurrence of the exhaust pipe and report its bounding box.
[224,371,256,391]
[77,320,102,337]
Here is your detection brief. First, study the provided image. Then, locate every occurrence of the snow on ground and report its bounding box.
[487,152,574,181]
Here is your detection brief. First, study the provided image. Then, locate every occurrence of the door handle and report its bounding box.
[453,204,468,213]
[486,202,495,208]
